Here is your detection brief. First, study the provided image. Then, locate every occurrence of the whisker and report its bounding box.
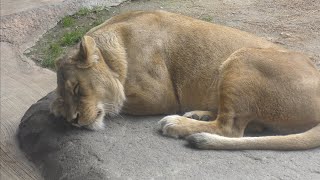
[102,102,116,106]
[101,102,124,120]
[103,108,124,120]
[110,113,124,120]
[115,113,125,120]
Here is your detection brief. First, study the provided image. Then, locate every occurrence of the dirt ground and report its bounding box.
[28,0,320,69]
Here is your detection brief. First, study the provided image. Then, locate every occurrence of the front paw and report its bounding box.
[183,111,213,121]
[158,115,200,138]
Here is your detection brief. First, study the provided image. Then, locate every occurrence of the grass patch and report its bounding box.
[62,16,75,27]
[24,5,118,69]
[60,29,87,46]
[42,43,63,69]
[76,8,91,16]
[92,6,106,13]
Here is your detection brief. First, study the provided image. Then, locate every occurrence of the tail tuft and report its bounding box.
[187,133,229,150]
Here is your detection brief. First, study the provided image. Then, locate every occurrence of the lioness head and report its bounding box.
[50,36,126,130]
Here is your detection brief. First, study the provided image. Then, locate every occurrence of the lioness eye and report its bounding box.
[74,83,80,95]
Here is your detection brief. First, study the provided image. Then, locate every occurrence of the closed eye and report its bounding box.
[74,83,80,96]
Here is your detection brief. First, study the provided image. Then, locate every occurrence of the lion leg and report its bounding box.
[158,115,221,138]
[158,86,249,139]
[159,49,257,139]
[183,111,215,121]
[158,110,249,138]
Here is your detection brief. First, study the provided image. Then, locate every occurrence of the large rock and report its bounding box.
[18,92,320,179]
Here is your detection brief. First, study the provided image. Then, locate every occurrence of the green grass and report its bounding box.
[41,27,89,69]
[76,8,91,16]
[42,43,63,69]
[26,5,117,69]
[60,29,87,46]
[62,16,75,27]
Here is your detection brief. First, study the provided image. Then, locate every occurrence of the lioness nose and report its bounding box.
[71,112,80,124]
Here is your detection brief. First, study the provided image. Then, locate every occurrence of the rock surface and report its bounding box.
[4,0,320,179]
[18,92,320,179]
[1,0,126,179]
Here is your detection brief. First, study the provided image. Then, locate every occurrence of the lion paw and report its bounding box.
[183,111,213,121]
[158,115,201,138]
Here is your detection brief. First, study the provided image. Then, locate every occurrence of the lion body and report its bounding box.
[51,10,320,150]
[87,11,280,115]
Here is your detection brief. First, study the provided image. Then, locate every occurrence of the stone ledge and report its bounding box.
[17,92,320,179]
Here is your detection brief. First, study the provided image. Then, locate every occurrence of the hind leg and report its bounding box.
[159,51,256,139]
[158,86,252,138]
[158,92,252,139]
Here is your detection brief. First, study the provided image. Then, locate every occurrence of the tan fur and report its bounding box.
[51,10,320,150]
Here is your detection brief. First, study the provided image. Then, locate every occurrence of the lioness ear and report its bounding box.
[77,36,100,68]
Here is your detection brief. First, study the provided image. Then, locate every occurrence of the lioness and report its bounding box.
[51,10,320,150]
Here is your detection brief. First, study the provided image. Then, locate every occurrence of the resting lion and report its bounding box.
[51,10,320,150]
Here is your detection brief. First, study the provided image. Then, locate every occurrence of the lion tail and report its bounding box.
[186,123,320,150]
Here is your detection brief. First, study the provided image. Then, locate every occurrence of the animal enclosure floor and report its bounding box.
[1,0,320,179]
